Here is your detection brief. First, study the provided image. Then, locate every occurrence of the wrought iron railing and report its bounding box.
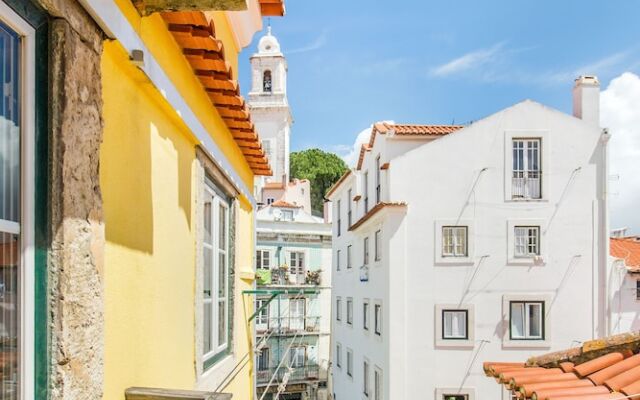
[512,174,541,199]
[256,364,321,385]
[256,316,321,334]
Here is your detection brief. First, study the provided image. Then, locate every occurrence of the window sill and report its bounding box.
[435,257,475,267]
[505,198,549,203]
[502,338,551,349]
[435,338,475,349]
[507,257,546,267]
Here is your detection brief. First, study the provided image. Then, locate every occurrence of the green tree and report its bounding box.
[290,149,348,214]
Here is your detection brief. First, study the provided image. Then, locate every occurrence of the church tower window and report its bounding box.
[263,70,272,93]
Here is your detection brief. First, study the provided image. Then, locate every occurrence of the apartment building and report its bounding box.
[327,76,609,400]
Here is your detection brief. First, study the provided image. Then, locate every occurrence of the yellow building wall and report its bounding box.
[101,7,256,398]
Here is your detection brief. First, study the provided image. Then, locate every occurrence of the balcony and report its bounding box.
[512,174,541,199]
[264,268,322,286]
[256,316,321,335]
[256,364,321,386]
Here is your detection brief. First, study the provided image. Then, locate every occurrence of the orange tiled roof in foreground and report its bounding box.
[270,200,300,209]
[484,332,640,400]
[611,237,640,272]
[160,11,271,176]
[356,122,464,170]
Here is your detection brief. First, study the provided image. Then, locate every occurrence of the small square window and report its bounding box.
[256,249,271,270]
[442,310,468,340]
[510,301,544,340]
[442,226,468,257]
[514,226,540,257]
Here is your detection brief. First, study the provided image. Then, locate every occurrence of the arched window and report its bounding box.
[263,70,272,93]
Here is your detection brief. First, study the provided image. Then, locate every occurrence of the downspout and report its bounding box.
[601,128,611,337]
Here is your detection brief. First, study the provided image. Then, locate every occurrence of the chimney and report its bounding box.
[572,75,600,126]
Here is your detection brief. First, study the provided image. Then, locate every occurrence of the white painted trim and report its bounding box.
[75,0,257,207]
[506,218,547,266]
[502,294,553,349]
[503,130,550,203]
[434,220,475,266]
[0,219,20,235]
[0,3,36,399]
[434,304,475,348]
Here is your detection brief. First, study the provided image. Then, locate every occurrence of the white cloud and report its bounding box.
[288,29,328,55]
[430,42,506,77]
[337,127,372,167]
[546,52,631,84]
[602,72,640,234]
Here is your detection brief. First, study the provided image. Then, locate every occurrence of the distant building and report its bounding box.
[609,235,640,334]
[327,76,609,400]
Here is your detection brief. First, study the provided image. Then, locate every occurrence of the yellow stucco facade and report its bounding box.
[100,6,259,399]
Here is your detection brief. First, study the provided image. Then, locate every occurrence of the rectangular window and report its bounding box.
[337,199,342,237]
[364,171,369,213]
[636,280,640,301]
[364,237,370,265]
[289,251,305,284]
[442,395,468,400]
[281,209,294,221]
[375,156,381,204]
[203,181,231,364]
[255,299,269,329]
[512,139,541,199]
[348,189,353,227]
[336,250,341,271]
[347,298,353,325]
[374,368,382,400]
[257,348,269,371]
[347,349,353,377]
[442,226,468,257]
[363,300,370,331]
[289,298,306,331]
[514,226,540,257]
[442,310,468,340]
[510,301,544,340]
[266,197,274,205]
[290,346,306,368]
[255,249,271,270]
[336,297,342,321]
[363,360,370,396]
[375,230,381,261]
[374,304,381,335]
[347,245,352,269]
[336,342,342,368]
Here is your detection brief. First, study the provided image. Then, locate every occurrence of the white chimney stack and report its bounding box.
[572,75,600,126]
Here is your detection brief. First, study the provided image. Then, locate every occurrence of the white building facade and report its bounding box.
[328,76,609,400]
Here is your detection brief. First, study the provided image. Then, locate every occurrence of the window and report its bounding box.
[442,310,468,340]
[336,250,341,271]
[347,349,353,377]
[636,280,640,301]
[363,237,369,265]
[337,199,342,237]
[442,395,468,400]
[266,197,274,205]
[262,139,272,161]
[257,348,269,371]
[256,249,271,270]
[374,368,382,400]
[336,297,342,321]
[290,346,306,368]
[363,300,370,331]
[510,301,544,340]
[363,360,370,397]
[347,189,353,226]
[512,139,541,199]
[336,343,342,368]
[514,226,540,257]
[203,180,231,365]
[255,299,269,329]
[375,156,381,204]
[364,171,369,213]
[347,245,352,269]
[442,226,468,257]
[374,304,381,335]
[289,298,306,331]
[375,230,381,261]
[263,70,272,92]
[281,209,293,221]
[347,298,353,325]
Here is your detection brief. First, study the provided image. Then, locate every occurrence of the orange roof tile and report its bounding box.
[611,237,640,272]
[259,0,285,16]
[264,182,285,189]
[484,332,640,400]
[270,200,300,209]
[349,202,406,231]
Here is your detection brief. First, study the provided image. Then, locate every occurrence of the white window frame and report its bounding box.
[442,226,467,257]
[507,219,546,265]
[255,298,269,330]
[347,244,352,269]
[504,131,549,202]
[336,297,342,322]
[374,230,381,262]
[290,346,306,368]
[346,297,353,326]
[255,249,271,270]
[374,366,383,400]
[336,249,341,271]
[511,138,542,200]
[435,220,474,265]
[514,226,540,257]
[363,298,370,331]
[374,302,382,336]
[363,236,369,265]
[289,298,306,331]
[257,347,269,371]
[336,342,342,369]
[281,209,293,221]
[0,6,36,399]
[502,294,552,348]
[346,348,353,378]
[435,388,476,400]
[363,358,370,397]
[510,301,544,340]
[435,304,475,348]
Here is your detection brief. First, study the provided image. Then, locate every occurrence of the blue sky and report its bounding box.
[239,1,640,233]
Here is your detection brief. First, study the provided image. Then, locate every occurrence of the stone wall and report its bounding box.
[37,1,106,398]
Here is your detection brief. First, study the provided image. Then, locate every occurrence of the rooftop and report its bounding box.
[611,237,640,272]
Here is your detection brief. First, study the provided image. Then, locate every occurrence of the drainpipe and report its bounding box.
[600,128,611,337]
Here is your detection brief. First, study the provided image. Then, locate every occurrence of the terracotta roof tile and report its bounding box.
[270,200,300,209]
[264,182,285,189]
[611,237,640,271]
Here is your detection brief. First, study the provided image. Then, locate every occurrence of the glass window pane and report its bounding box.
[203,302,212,353]
[203,248,212,298]
[218,300,226,346]
[204,200,212,244]
[218,252,226,297]
[510,303,525,338]
[528,303,542,338]
[218,205,226,250]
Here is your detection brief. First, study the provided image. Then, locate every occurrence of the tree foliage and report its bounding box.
[290,149,348,214]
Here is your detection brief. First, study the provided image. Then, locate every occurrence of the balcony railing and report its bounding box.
[256,316,321,334]
[512,174,541,199]
[265,268,321,286]
[256,364,321,385]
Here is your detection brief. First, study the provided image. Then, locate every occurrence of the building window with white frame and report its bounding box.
[281,209,294,221]
[347,188,353,227]
[336,342,342,368]
[347,297,353,325]
[364,236,369,265]
[441,394,468,400]
[442,226,468,257]
[347,245,352,269]
[442,310,468,340]
[512,138,542,199]
[510,301,544,340]
[374,230,381,261]
[363,360,370,397]
[337,199,342,237]
[202,179,231,367]
[290,346,306,368]
[336,249,341,271]
[257,347,269,371]
[256,249,271,270]
[514,226,540,257]
[255,298,269,330]
[336,297,342,321]
[347,348,353,377]
[289,251,305,284]
[374,304,381,336]
[364,170,369,213]
[363,299,370,331]
[374,368,382,400]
